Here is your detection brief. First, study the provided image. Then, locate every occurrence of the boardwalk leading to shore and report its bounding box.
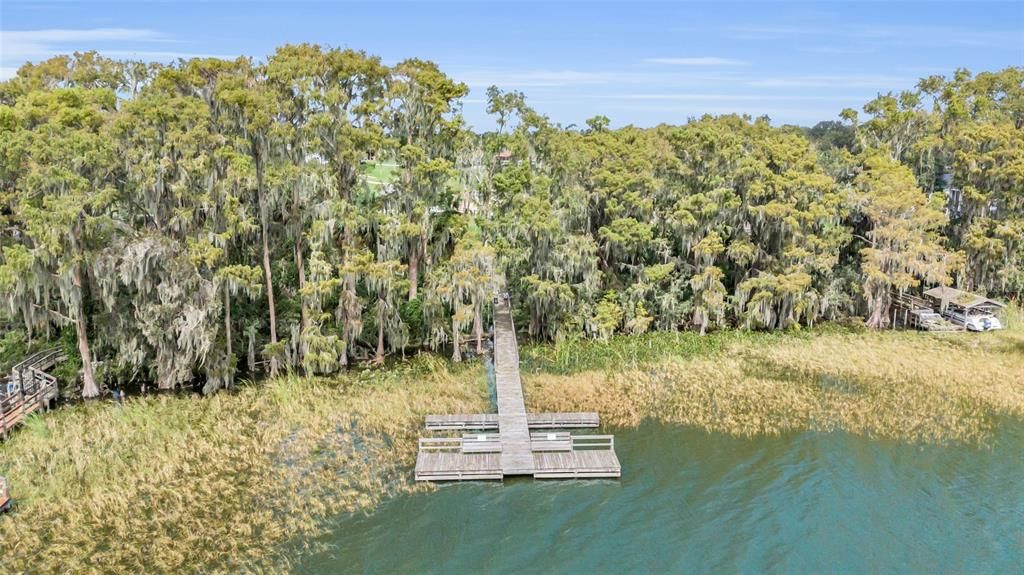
[493,299,535,475]
[1,349,63,438]
[415,295,621,481]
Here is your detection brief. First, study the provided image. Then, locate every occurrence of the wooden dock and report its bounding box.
[1,349,63,437]
[415,298,620,481]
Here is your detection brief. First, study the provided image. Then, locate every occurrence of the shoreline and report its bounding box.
[1,321,1022,573]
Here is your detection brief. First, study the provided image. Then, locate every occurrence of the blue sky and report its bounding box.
[2,1,1022,128]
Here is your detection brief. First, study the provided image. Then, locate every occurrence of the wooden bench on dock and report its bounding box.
[530,431,572,452]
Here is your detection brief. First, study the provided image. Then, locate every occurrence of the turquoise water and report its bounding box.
[294,421,1024,574]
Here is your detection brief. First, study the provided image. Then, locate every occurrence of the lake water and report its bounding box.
[294,420,1024,574]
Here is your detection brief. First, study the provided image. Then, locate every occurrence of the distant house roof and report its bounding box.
[923,286,1006,309]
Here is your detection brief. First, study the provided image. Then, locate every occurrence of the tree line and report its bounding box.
[0,46,1020,397]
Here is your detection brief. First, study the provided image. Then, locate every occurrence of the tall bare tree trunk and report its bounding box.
[256,149,279,377]
[340,234,355,369]
[224,284,232,361]
[73,265,99,398]
[295,235,309,360]
[261,218,278,376]
[375,306,385,363]
[408,247,419,301]
[223,284,235,389]
[451,316,462,362]
[293,188,310,343]
[338,164,357,369]
[340,282,351,370]
[474,303,483,354]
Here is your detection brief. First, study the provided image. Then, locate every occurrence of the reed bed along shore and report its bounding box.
[0,356,488,574]
[1,311,1021,573]
[524,308,1024,444]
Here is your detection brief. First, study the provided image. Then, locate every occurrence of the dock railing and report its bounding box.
[1,348,64,437]
[418,435,503,454]
[570,435,615,450]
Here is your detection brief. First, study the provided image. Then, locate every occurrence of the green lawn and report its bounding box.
[360,160,399,189]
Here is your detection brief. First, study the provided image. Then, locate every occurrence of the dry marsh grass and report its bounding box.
[0,358,488,574]
[525,308,1024,444]
[0,309,1021,573]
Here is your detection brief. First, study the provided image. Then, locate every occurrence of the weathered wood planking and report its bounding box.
[493,300,535,475]
[533,450,621,479]
[415,451,503,481]
[425,412,600,430]
[416,448,621,480]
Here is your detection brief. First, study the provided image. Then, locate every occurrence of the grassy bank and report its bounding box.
[524,309,1024,444]
[1,313,1022,573]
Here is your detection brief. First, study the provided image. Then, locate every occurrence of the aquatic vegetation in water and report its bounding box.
[0,359,488,574]
[525,314,1024,444]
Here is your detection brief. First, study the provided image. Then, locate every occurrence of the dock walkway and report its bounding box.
[415,297,620,481]
[1,349,64,437]
[493,299,535,475]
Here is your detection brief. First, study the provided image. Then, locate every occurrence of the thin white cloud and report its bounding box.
[100,50,234,61]
[727,25,824,40]
[603,93,867,102]
[0,27,235,74]
[0,28,168,58]
[457,68,743,90]
[847,24,1018,48]
[801,46,877,55]
[896,66,956,76]
[645,57,749,66]
[747,74,915,89]
[3,28,165,43]
[728,23,1020,49]
[457,69,633,88]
